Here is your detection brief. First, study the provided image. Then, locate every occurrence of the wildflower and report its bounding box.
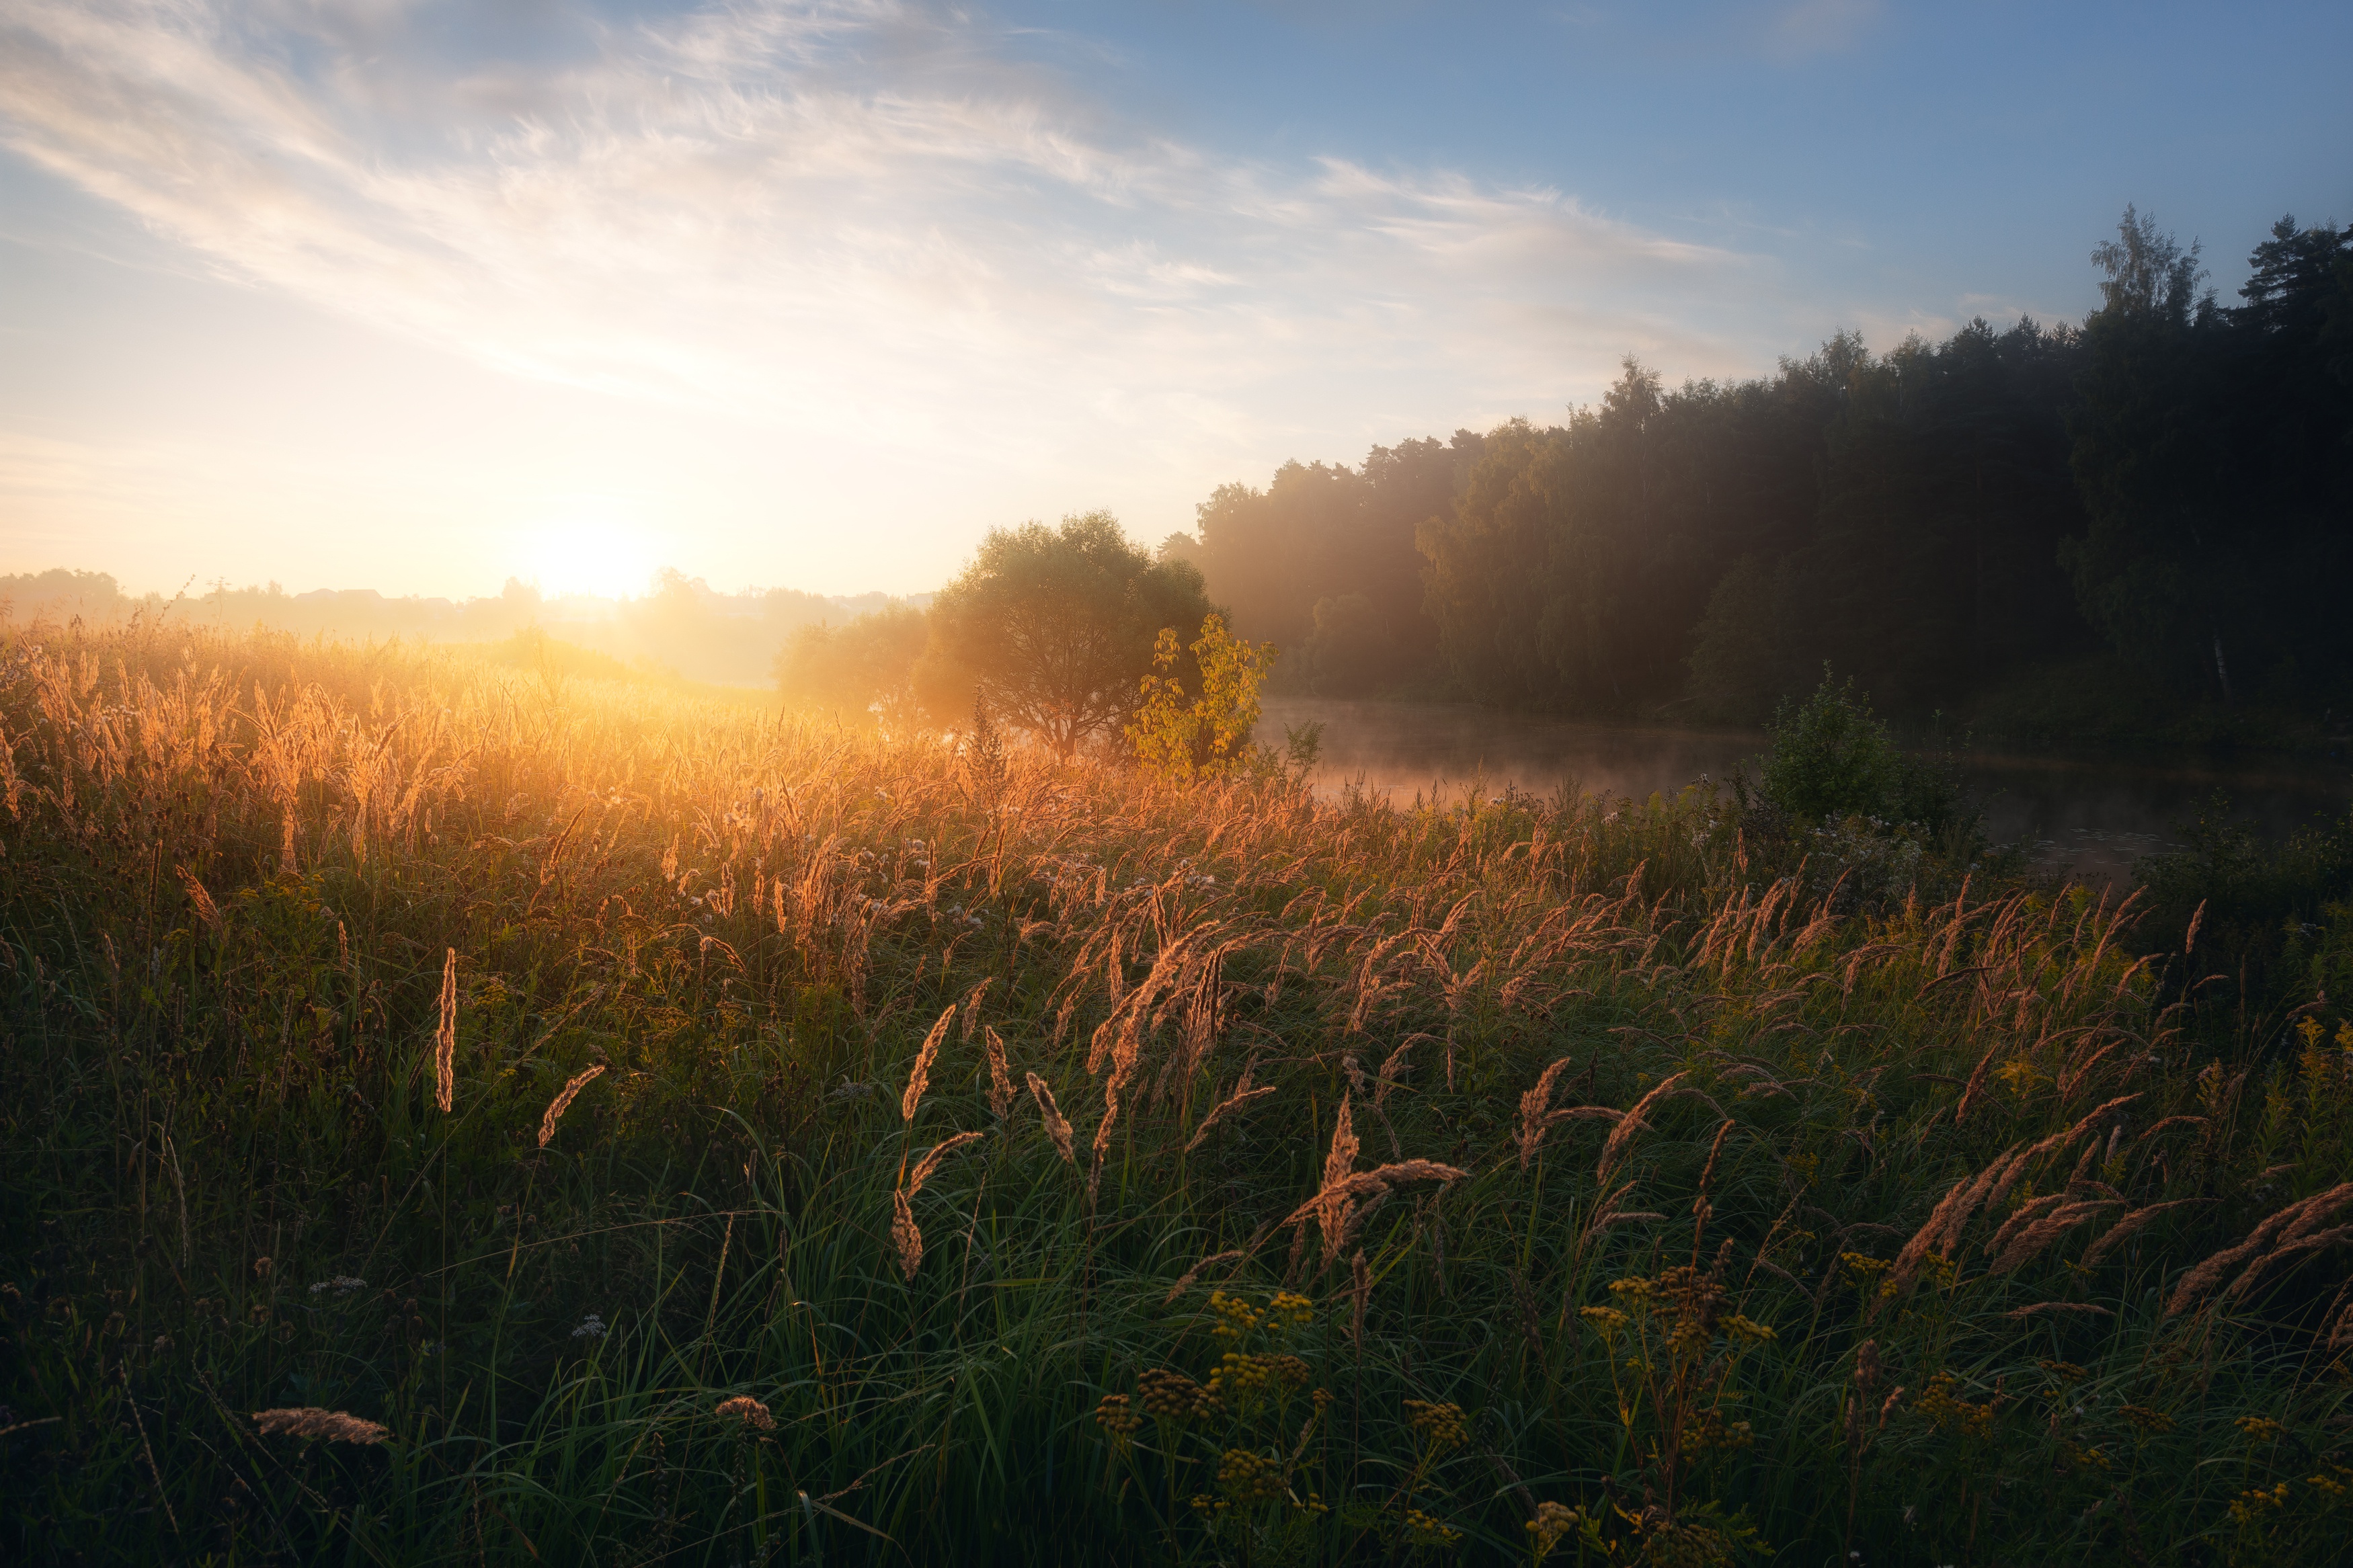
[307,1276,366,1297]
[571,1314,607,1340]
[1917,1372,1995,1440]
[1138,1368,1220,1423]
[2235,1415,2284,1444]
[1217,1448,1284,1504]
[1207,1289,1263,1339]
[1268,1290,1314,1331]
[1404,1399,1467,1451]
[1722,1314,1776,1346]
[1094,1393,1141,1450]
[1840,1252,1892,1290]
[1527,1500,1579,1560]
[2119,1404,2173,1435]
[1682,1409,1756,1452]
[1402,1507,1460,1546]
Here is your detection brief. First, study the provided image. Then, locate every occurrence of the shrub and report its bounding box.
[1758,670,1965,832]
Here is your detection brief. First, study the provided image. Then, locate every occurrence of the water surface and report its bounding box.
[1263,696,2353,890]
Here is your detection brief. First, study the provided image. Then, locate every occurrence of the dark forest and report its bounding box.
[1172,210,2351,737]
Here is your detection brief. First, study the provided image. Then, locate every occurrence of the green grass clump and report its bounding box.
[1,621,2348,1565]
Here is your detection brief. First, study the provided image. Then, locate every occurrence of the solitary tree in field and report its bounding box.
[927,511,1214,757]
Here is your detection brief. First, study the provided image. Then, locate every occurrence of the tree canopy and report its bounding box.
[926,511,1215,756]
[1166,207,2353,727]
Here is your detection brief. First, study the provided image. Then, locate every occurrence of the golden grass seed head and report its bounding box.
[715,1395,776,1431]
[252,1407,389,1444]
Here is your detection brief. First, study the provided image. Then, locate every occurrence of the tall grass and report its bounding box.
[1,620,2347,1565]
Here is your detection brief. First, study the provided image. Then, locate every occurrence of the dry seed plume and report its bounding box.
[1282,1159,1468,1239]
[1986,1200,2118,1274]
[1162,1248,1246,1305]
[715,1395,776,1431]
[984,1026,1016,1118]
[1185,1062,1275,1153]
[891,1190,923,1280]
[960,977,994,1042]
[1517,1057,1577,1169]
[1316,1097,1361,1253]
[2081,1198,2205,1269]
[907,1130,984,1194]
[1595,1071,1689,1185]
[889,1131,985,1282]
[2166,1184,2353,1315]
[1027,1073,1075,1163]
[1882,1147,2013,1303]
[176,866,221,933]
[902,1005,957,1123]
[538,1063,606,1148]
[433,948,458,1114]
[253,1408,389,1444]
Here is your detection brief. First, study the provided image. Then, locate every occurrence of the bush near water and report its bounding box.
[2,622,2350,1565]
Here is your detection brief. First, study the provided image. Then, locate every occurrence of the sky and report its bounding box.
[1,1,2347,601]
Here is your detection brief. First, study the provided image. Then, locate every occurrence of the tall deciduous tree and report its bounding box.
[927,511,1214,757]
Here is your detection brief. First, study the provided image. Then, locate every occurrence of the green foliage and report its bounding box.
[2134,793,2353,1004]
[2064,209,2353,704]
[927,510,1214,757]
[1301,591,1398,696]
[1127,614,1274,781]
[1755,671,1964,832]
[1197,206,2349,729]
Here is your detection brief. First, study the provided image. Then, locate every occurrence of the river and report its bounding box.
[1261,696,2353,891]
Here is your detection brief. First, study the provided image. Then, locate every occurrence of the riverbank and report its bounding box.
[1263,695,2353,891]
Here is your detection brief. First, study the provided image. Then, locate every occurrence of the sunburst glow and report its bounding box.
[522,515,661,602]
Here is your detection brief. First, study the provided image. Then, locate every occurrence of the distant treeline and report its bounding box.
[1171,209,2352,725]
[0,567,922,688]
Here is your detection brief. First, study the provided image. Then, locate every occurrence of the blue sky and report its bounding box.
[1,0,2346,599]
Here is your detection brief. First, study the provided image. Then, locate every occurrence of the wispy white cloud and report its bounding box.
[0,0,1811,592]
[2,1,1764,414]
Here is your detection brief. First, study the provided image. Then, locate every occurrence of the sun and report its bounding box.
[520,513,661,601]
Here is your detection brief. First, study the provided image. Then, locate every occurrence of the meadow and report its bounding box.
[1,620,2348,1565]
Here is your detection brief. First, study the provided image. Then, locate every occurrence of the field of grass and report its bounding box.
[1,621,2349,1565]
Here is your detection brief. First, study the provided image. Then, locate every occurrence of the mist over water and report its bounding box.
[1264,696,2353,891]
